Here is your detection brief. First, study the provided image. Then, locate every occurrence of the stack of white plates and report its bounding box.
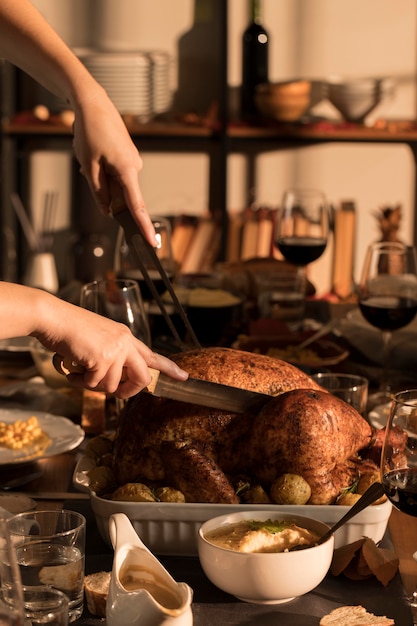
[76,48,173,120]
[76,49,152,119]
[149,51,173,115]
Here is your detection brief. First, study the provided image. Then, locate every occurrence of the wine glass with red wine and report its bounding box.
[275,188,329,266]
[381,389,417,608]
[358,241,417,408]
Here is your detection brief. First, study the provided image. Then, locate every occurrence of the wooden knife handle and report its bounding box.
[146,367,161,393]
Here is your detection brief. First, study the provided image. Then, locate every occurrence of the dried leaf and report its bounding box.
[362,537,399,587]
[330,537,399,586]
[330,538,365,576]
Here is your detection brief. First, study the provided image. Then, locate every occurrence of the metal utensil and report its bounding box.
[296,318,341,351]
[109,189,200,349]
[290,482,385,551]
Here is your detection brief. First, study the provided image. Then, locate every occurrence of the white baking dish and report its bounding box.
[74,455,392,556]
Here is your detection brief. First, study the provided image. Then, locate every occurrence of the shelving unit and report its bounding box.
[1,0,417,283]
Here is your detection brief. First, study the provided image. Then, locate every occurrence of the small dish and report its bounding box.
[236,334,349,368]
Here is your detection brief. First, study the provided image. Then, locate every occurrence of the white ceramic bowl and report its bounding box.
[327,77,394,122]
[197,510,334,604]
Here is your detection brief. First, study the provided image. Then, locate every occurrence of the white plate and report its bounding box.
[368,402,391,429]
[0,409,84,465]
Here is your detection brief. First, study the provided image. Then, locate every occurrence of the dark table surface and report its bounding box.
[70,499,413,626]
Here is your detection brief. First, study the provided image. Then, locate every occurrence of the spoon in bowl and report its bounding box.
[290,481,385,551]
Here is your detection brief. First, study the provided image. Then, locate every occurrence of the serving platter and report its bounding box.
[0,408,84,465]
[74,454,391,556]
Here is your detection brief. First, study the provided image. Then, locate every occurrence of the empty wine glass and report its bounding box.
[0,517,25,626]
[114,216,177,302]
[80,278,151,347]
[358,242,417,408]
[275,188,330,266]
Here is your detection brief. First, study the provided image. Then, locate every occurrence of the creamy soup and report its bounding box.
[204,519,320,553]
[119,564,182,610]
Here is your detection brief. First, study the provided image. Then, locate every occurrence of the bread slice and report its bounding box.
[84,571,111,618]
[320,605,395,625]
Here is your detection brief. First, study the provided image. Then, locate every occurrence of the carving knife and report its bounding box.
[52,355,273,414]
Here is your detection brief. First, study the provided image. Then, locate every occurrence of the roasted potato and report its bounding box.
[85,434,114,462]
[112,482,156,502]
[337,492,361,506]
[155,487,186,503]
[241,484,271,504]
[357,470,387,505]
[270,473,311,505]
[87,466,117,496]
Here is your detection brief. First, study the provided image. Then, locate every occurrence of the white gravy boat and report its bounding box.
[106,513,193,626]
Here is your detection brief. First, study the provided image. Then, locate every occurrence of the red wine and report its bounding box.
[382,468,417,516]
[276,236,327,265]
[241,0,269,121]
[118,269,174,301]
[359,296,417,331]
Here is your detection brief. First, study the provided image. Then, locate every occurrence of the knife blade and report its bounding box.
[52,354,273,414]
[146,368,273,414]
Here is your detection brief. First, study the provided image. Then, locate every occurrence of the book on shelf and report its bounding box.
[171,215,199,266]
[331,200,356,299]
[170,213,222,274]
[230,205,277,262]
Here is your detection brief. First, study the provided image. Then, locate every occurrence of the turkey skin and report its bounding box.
[112,347,373,504]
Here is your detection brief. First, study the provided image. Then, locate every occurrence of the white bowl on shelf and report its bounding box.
[326,76,395,122]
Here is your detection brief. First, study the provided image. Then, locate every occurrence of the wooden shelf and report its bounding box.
[2,119,217,138]
[5,118,417,144]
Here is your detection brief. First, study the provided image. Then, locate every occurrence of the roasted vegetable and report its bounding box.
[112,483,156,502]
[270,473,311,505]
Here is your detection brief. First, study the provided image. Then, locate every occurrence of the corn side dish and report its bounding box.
[0,415,51,451]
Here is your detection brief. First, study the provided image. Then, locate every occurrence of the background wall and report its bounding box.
[32,0,417,294]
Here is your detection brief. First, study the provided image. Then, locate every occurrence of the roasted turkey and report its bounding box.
[112,347,374,505]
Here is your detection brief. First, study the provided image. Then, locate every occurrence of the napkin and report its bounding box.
[330,537,399,586]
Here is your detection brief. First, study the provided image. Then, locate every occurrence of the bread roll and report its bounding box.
[320,605,394,625]
[84,571,111,618]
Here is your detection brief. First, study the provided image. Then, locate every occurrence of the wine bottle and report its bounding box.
[241,0,269,121]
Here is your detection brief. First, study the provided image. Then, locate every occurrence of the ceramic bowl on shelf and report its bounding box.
[197,510,334,604]
[326,76,395,122]
[255,80,312,122]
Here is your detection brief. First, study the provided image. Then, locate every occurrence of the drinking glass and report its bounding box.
[22,586,69,626]
[380,389,417,609]
[312,373,368,416]
[275,188,330,266]
[7,509,86,622]
[80,278,151,347]
[0,517,25,626]
[114,216,177,302]
[357,242,417,408]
